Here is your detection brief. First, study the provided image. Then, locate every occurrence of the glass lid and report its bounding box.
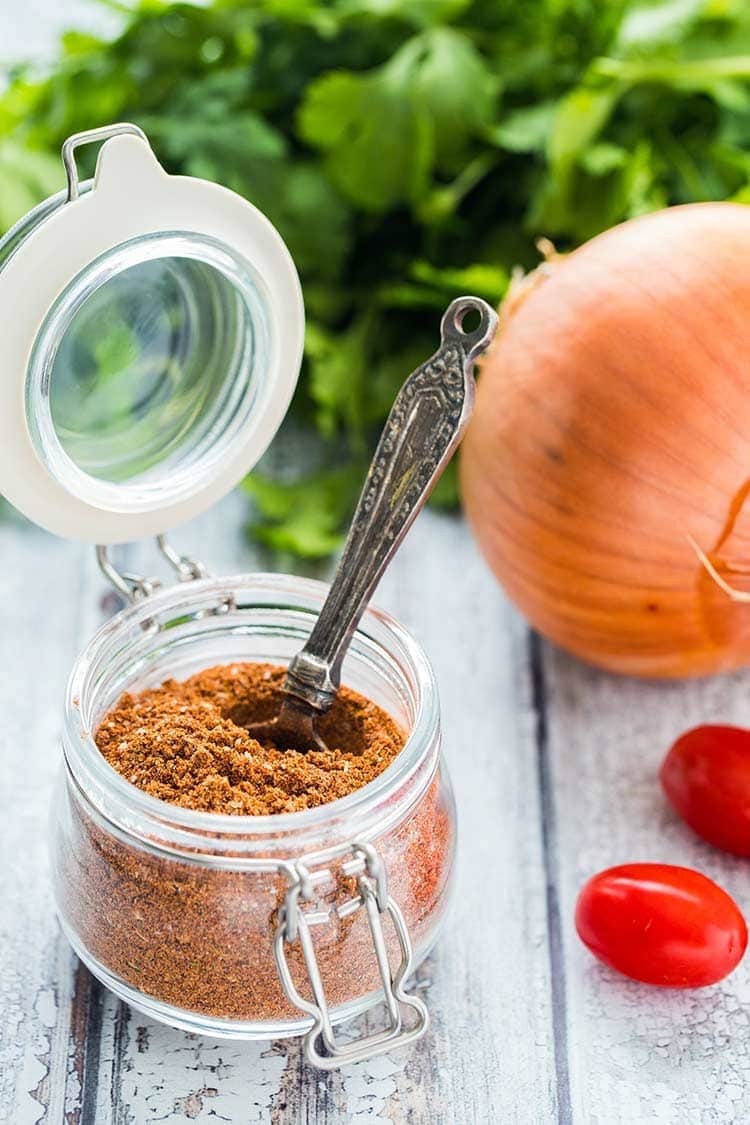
[0,124,304,544]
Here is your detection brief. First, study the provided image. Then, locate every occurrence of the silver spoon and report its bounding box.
[246,295,498,752]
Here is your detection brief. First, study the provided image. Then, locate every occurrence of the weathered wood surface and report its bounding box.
[8,8,750,1122]
[541,645,750,1124]
[0,497,556,1124]
[4,490,750,1124]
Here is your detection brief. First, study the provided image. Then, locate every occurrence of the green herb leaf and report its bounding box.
[427,455,459,509]
[0,140,63,229]
[409,260,508,303]
[92,320,141,380]
[298,26,497,210]
[581,141,628,176]
[298,66,433,211]
[242,467,363,557]
[305,311,388,441]
[407,27,500,172]
[5,0,750,552]
[615,0,707,52]
[490,101,557,154]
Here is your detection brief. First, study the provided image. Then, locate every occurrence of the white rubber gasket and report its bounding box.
[0,134,304,543]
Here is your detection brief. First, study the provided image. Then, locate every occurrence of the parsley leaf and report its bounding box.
[298,26,498,210]
[242,466,364,557]
[4,0,750,556]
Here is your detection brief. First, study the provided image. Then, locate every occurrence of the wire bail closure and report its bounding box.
[94,548,429,1065]
[69,128,229,615]
[64,125,426,1070]
[62,122,148,202]
[274,841,429,1069]
[95,536,226,610]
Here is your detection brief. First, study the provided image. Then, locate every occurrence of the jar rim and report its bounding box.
[0,132,305,544]
[64,572,441,850]
[25,231,272,515]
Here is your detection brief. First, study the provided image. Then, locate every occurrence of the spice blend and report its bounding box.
[95,662,405,814]
[57,661,454,1024]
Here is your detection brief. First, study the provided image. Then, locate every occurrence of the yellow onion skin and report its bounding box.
[461,202,750,679]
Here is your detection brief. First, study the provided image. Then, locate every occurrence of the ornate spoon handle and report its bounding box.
[283,296,498,712]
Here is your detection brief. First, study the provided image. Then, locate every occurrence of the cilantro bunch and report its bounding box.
[3,0,750,556]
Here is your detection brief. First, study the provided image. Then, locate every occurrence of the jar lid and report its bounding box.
[0,125,304,543]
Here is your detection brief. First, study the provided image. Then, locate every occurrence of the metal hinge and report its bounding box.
[96,536,234,616]
[62,122,148,202]
[274,841,429,1069]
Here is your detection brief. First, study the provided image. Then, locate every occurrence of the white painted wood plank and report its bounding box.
[0,491,557,1121]
[543,642,750,1124]
[2,19,555,1123]
[11,492,750,1121]
[373,509,558,1124]
[77,494,558,1123]
[0,516,105,1125]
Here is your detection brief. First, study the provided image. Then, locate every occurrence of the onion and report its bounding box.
[461,202,750,679]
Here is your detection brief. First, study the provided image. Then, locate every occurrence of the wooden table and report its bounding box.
[2,493,750,1124]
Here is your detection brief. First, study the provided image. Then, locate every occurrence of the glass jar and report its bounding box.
[51,572,456,1063]
[0,124,303,547]
[4,122,474,1070]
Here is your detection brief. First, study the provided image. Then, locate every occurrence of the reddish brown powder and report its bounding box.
[95,662,405,815]
[55,662,454,1026]
[60,770,453,1022]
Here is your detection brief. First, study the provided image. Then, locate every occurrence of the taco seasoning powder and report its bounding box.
[60,663,453,1022]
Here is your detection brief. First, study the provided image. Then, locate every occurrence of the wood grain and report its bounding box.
[0,496,558,1122]
[7,16,750,1125]
[0,521,105,1125]
[541,641,750,1124]
[7,490,750,1121]
[83,497,558,1123]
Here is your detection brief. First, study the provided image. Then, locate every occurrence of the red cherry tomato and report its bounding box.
[661,725,750,856]
[575,864,747,987]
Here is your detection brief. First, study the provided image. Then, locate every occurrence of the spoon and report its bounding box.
[246,295,498,753]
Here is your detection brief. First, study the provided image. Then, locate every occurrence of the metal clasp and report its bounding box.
[95,536,235,615]
[62,122,148,202]
[274,842,429,1069]
[95,544,160,604]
